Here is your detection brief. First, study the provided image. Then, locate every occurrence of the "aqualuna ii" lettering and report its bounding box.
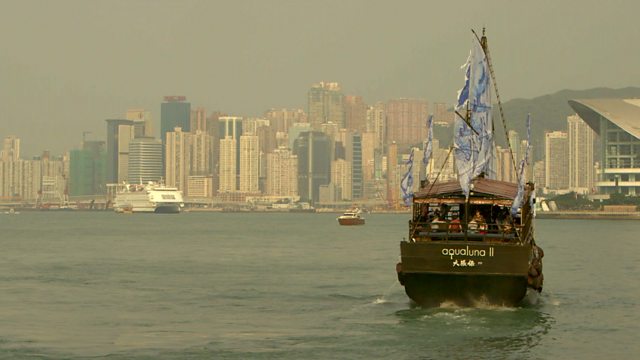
[441,246,494,259]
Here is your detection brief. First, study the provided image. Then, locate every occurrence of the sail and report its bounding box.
[511,114,531,216]
[420,114,434,182]
[400,149,415,206]
[453,37,495,197]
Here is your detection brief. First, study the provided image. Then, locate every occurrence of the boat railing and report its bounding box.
[409,219,524,243]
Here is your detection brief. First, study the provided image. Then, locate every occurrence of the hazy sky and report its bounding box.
[1,0,639,156]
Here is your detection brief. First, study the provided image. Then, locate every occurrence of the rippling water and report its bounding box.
[0,211,638,359]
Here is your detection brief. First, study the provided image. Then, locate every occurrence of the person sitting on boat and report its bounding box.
[449,214,461,233]
[468,210,487,234]
[431,213,447,232]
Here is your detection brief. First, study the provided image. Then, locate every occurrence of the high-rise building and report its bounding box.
[69,140,106,196]
[218,137,237,192]
[190,107,207,132]
[508,130,521,165]
[347,132,363,199]
[533,160,545,189]
[189,130,213,176]
[264,108,307,133]
[432,102,454,124]
[239,134,259,193]
[331,158,351,200]
[218,116,243,189]
[567,114,595,194]
[128,137,162,184]
[361,132,376,182]
[266,147,298,197]
[126,109,153,138]
[160,96,190,144]
[288,123,311,150]
[105,119,135,183]
[307,82,344,130]
[293,131,332,204]
[344,95,367,132]
[545,131,569,192]
[366,102,386,151]
[386,99,429,151]
[1,135,20,162]
[165,127,190,193]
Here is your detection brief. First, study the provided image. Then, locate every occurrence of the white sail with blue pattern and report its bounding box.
[453,37,495,198]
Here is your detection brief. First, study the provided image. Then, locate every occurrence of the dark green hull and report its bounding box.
[397,241,541,307]
[398,272,528,307]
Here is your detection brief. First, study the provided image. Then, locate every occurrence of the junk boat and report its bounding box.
[395,29,544,307]
[337,209,365,226]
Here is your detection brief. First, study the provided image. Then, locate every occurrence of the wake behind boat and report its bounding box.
[112,182,184,214]
[395,29,544,307]
[337,208,365,225]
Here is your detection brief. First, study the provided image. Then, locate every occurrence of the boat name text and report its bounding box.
[441,246,494,259]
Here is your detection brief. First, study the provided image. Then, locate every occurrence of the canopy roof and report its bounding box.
[414,177,518,200]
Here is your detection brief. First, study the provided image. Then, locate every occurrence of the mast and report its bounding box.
[474,28,519,182]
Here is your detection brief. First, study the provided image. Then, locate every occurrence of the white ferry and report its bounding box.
[113,182,184,214]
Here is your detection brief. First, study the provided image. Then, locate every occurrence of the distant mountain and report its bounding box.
[495,86,640,159]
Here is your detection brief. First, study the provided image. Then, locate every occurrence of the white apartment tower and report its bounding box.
[568,114,595,194]
[219,137,237,192]
[266,147,298,196]
[165,127,190,192]
[545,131,569,192]
[332,158,352,200]
[239,134,260,193]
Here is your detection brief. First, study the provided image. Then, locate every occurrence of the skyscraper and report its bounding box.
[105,119,135,183]
[293,131,332,204]
[366,102,386,151]
[545,131,569,192]
[239,134,259,193]
[160,96,191,143]
[266,147,298,197]
[386,99,429,151]
[567,114,595,193]
[69,140,106,196]
[128,137,163,184]
[307,82,344,130]
[343,95,367,132]
[165,127,190,193]
[218,137,237,192]
[218,116,243,189]
[126,109,153,138]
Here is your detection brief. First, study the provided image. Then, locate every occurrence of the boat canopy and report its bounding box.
[413,177,518,205]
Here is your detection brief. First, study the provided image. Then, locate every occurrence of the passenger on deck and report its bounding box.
[449,214,461,233]
[468,210,487,234]
[431,213,447,232]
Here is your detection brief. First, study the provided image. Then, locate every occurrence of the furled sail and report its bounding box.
[453,37,495,197]
[420,114,434,183]
[400,149,415,206]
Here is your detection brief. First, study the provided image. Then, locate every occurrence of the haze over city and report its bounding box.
[1,0,639,157]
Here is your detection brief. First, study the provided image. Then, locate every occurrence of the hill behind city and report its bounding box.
[497,86,640,159]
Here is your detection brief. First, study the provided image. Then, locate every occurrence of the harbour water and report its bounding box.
[0,212,638,359]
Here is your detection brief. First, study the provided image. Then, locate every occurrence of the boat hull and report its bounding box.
[338,218,365,225]
[397,240,536,307]
[154,204,181,214]
[397,271,528,307]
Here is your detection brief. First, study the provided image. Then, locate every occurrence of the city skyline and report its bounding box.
[2,1,640,156]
